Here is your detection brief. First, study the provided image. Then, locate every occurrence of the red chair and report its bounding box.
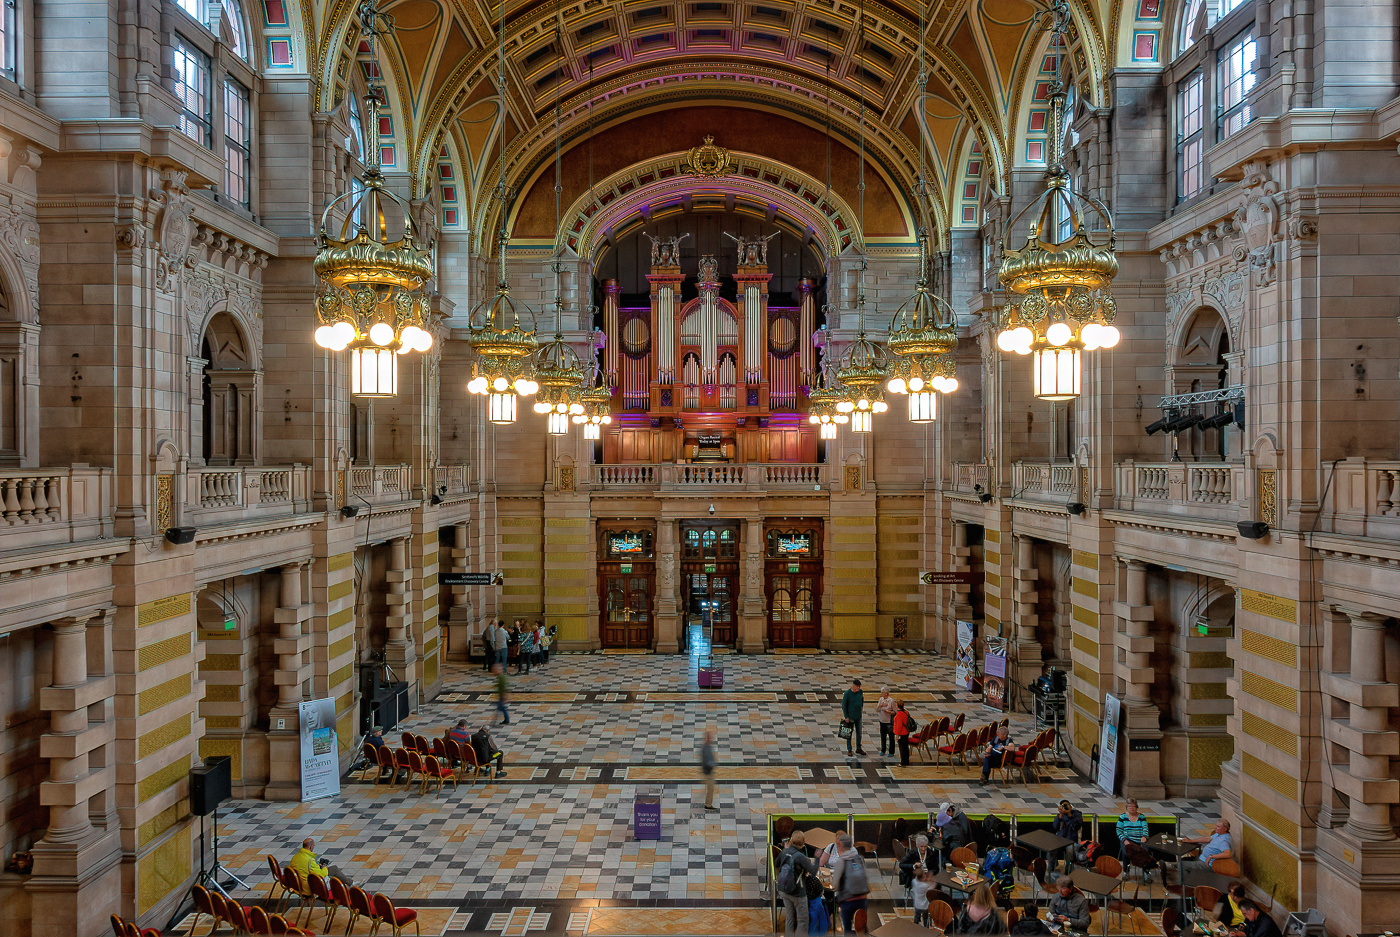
[346,886,374,934]
[423,754,456,794]
[458,742,487,784]
[431,737,448,761]
[325,876,352,932]
[400,731,415,750]
[247,906,273,935]
[190,883,225,935]
[302,871,331,927]
[280,865,310,917]
[413,734,431,755]
[226,900,253,933]
[372,893,420,937]
[267,855,290,906]
[1013,743,1042,783]
[935,732,967,767]
[374,745,397,786]
[932,715,952,746]
[393,748,414,789]
[110,914,126,937]
[406,750,428,791]
[358,742,383,782]
[951,712,966,735]
[268,912,312,935]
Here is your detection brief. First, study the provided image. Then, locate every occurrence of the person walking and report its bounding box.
[875,687,897,758]
[492,663,510,725]
[841,678,866,757]
[699,730,717,810]
[892,699,913,766]
[776,830,816,936]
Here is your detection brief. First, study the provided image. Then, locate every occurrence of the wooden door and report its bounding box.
[767,569,819,647]
[601,572,653,648]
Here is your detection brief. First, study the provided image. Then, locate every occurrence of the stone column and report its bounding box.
[231,373,258,465]
[266,562,312,800]
[739,516,767,653]
[1116,558,1165,797]
[654,520,680,654]
[446,521,474,661]
[187,356,208,467]
[41,616,95,842]
[385,537,417,684]
[1013,535,1043,689]
[947,520,974,654]
[1340,609,1399,840]
[206,380,233,465]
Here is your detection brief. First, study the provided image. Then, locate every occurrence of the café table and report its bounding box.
[1017,828,1074,867]
[804,827,840,850]
[1145,832,1199,914]
[1062,867,1123,937]
[931,869,986,899]
[871,919,934,937]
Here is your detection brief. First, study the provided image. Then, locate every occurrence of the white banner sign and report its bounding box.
[1097,693,1122,794]
[299,698,341,802]
[955,620,977,690]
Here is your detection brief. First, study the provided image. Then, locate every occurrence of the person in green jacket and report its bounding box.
[842,678,867,756]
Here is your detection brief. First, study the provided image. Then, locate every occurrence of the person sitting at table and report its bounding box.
[978,725,1015,785]
[1046,879,1091,931]
[776,831,817,937]
[1115,799,1149,858]
[1215,882,1247,927]
[900,833,939,887]
[1009,905,1054,936]
[1228,900,1282,937]
[950,884,1006,935]
[942,804,975,853]
[1051,800,1083,869]
[1181,818,1233,875]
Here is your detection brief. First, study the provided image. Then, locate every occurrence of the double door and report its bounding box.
[766,561,820,647]
[600,570,653,648]
[684,567,736,647]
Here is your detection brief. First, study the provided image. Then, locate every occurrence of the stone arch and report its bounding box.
[1172,305,1230,370]
[0,262,38,465]
[196,586,247,633]
[197,310,260,466]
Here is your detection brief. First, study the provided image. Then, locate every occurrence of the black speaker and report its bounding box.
[190,756,232,816]
[165,526,197,544]
[1237,521,1270,539]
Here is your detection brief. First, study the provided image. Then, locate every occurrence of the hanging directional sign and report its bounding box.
[440,572,501,586]
[919,571,977,585]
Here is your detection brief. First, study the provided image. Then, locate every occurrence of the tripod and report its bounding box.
[196,806,248,897]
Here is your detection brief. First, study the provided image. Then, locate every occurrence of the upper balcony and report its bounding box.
[0,467,115,551]
[591,463,828,494]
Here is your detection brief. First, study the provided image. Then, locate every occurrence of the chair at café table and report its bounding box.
[929,900,954,932]
[1161,906,1180,937]
[949,846,978,867]
[1193,885,1222,915]
[1211,857,1242,878]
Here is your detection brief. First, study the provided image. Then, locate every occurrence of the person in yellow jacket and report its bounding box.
[288,838,352,886]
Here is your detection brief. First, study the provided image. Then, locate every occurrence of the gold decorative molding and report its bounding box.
[1072,549,1097,569]
[1241,710,1298,756]
[138,592,191,627]
[1257,468,1278,528]
[137,829,191,913]
[1240,588,1297,624]
[327,551,353,572]
[1072,577,1098,598]
[1241,670,1298,712]
[682,135,737,179]
[198,654,242,672]
[156,474,175,533]
[138,674,192,714]
[138,634,191,671]
[137,754,190,803]
[1243,751,1297,798]
[138,714,192,760]
[558,465,576,491]
[329,662,354,688]
[845,466,862,491]
[1241,628,1297,664]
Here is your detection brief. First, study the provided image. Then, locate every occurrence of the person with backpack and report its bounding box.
[776,830,817,936]
[892,699,913,766]
[828,832,869,936]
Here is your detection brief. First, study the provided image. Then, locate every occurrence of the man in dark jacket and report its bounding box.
[842,678,866,756]
[1051,800,1083,870]
[942,805,975,852]
[1047,880,1091,930]
[471,725,507,778]
[1230,901,1282,937]
[777,830,817,936]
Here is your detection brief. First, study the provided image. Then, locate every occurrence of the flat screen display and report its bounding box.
[610,534,645,554]
[777,535,809,555]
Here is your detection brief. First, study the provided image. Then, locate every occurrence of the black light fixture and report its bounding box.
[1237,521,1269,539]
[1199,410,1235,430]
[973,484,993,504]
[1168,413,1202,434]
[164,526,197,545]
[430,494,443,505]
[438,485,448,495]
[340,505,359,518]
[1066,502,1086,515]
[1144,416,1170,435]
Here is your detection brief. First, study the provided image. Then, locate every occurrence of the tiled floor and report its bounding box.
[189,635,1218,936]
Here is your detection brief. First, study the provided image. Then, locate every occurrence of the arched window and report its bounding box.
[169,0,258,211]
[348,92,365,160]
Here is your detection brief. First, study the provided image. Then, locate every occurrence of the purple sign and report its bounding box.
[634,794,661,840]
[982,653,1007,712]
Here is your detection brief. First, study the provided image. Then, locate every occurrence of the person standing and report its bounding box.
[536,621,550,666]
[776,830,816,936]
[892,699,912,766]
[481,623,496,671]
[517,622,534,674]
[493,620,509,670]
[1052,799,1083,870]
[876,686,897,757]
[699,730,717,811]
[829,832,869,937]
[842,678,866,756]
[492,663,510,725]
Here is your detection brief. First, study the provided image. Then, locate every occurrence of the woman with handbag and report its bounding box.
[892,699,913,766]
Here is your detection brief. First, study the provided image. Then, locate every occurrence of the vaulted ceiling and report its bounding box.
[299,0,1169,247]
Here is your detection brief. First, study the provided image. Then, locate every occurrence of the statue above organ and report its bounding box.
[599,228,821,464]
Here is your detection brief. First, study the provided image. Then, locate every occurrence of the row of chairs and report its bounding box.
[265,856,421,936]
[359,737,496,790]
[904,712,971,761]
[188,886,313,935]
[108,915,161,937]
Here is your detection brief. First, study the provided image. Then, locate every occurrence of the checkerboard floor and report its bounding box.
[201,643,1218,936]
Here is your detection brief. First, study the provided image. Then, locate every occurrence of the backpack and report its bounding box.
[983,847,1014,892]
[839,855,869,897]
[982,813,1010,847]
[776,853,800,896]
[905,714,918,733]
[1074,840,1102,865]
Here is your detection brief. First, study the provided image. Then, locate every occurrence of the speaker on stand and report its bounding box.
[167,757,247,931]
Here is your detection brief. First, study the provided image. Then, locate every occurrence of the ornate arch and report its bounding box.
[542,152,869,264]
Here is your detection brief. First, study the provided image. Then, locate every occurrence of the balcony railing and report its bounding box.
[949,462,988,493]
[0,467,113,548]
[434,463,470,495]
[189,465,313,516]
[349,464,411,504]
[590,463,827,492]
[1113,460,1243,522]
[1011,461,1076,501]
[1319,458,1400,539]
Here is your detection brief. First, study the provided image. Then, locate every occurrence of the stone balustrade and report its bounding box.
[590,463,827,492]
[434,463,470,494]
[1318,458,1400,539]
[1113,460,1244,522]
[0,466,113,548]
[949,462,988,493]
[1011,461,1076,500]
[189,465,312,515]
[349,463,412,504]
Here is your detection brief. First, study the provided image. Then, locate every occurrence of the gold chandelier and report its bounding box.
[886,232,959,424]
[806,366,849,440]
[531,296,586,435]
[578,370,614,441]
[312,4,433,398]
[834,301,890,435]
[994,0,1119,402]
[467,231,539,424]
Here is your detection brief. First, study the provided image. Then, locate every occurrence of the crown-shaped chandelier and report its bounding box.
[578,367,615,440]
[994,0,1119,402]
[531,296,586,435]
[466,230,540,424]
[313,1,434,398]
[806,361,849,440]
[886,230,960,424]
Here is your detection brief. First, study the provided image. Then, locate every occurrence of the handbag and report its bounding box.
[837,719,854,740]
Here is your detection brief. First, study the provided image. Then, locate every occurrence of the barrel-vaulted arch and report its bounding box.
[305,0,1122,208]
[540,152,867,263]
[486,101,923,257]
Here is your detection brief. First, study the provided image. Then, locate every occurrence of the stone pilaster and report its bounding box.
[446,521,474,661]
[1012,535,1042,689]
[266,563,312,801]
[654,520,680,654]
[1115,559,1165,798]
[1337,609,1399,841]
[738,517,766,653]
[383,537,417,684]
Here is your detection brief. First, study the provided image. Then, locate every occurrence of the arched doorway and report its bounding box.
[198,311,259,465]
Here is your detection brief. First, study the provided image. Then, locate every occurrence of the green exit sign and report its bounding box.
[705,563,717,573]
[788,563,800,573]
[223,618,237,631]
[620,564,632,574]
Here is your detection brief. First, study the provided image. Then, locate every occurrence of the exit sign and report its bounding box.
[704,563,717,573]
[788,563,800,573]
[621,564,632,574]
[223,618,237,631]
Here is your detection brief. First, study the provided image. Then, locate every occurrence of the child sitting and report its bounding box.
[911,864,933,927]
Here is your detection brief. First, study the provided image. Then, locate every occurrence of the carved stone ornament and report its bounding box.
[682,135,737,180]
[151,172,197,293]
[0,206,41,320]
[1232,161,1280,286]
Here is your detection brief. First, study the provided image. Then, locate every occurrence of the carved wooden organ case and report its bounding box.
[600,238,819,464]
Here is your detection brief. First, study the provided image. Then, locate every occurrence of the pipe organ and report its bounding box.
[601,233,819,465]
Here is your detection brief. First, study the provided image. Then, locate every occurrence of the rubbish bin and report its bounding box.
[633,792,661,840]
